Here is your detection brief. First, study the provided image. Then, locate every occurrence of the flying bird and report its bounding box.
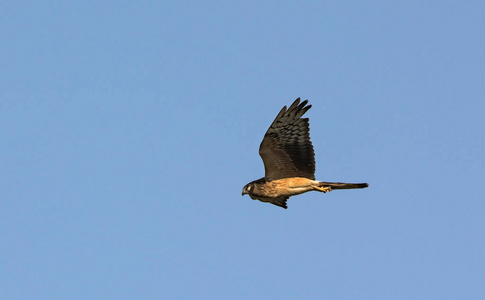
[242,98,368,209]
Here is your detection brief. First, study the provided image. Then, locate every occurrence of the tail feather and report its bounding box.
[318,181,369,190]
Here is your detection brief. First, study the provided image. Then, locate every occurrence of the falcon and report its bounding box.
[242,98,368,209]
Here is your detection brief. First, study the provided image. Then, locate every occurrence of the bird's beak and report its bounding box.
[242,189,247,196]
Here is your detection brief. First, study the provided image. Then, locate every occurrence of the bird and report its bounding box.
[242,98,368,209]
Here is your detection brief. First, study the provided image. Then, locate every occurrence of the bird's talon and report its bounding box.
[313,186,332,193]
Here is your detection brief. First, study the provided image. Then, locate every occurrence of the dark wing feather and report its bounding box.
[270,197,289,209]
[259,98,316,180]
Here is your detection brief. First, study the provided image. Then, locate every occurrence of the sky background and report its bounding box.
[1,1,484,299]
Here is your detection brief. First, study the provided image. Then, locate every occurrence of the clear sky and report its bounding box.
[1,1,484,299]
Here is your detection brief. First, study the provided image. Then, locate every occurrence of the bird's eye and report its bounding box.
[248,185,252,191]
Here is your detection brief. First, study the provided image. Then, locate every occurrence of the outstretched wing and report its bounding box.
[259,98,316,180]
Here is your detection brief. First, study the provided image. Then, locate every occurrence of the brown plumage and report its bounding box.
[242,98,368,209]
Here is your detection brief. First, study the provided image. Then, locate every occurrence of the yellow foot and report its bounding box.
[313,186,332,193]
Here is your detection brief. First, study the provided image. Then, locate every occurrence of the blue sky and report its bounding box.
[1,1,484,299]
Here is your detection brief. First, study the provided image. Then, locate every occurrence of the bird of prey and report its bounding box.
[242,98,368,209]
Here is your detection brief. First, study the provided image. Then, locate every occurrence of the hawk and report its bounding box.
[242,98,368,209]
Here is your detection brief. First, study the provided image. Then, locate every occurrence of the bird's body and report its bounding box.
[242,98,368,209]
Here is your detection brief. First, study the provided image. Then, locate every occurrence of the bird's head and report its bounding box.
[242,183,253,196]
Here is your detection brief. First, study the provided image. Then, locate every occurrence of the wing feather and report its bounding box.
[270,197,289,209]
[259,98,316,180]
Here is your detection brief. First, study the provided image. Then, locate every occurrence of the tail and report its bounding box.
[318,181,369,190]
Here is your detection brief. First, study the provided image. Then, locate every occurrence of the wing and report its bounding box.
[256,195,289,209]
[259,98,316,180]
[270,197,289,209]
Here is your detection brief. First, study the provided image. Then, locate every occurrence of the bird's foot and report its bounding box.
[314,186,332,193]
